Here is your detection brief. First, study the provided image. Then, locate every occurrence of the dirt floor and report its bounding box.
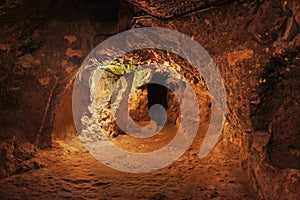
[1,1,298,199]
[0,124,258,200]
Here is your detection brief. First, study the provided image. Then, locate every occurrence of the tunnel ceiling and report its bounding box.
[0,0,299,199]
[126,0,232,19]
[0,0,120,22]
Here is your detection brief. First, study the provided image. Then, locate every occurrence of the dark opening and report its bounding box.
[147,83,168,125]
[147,83,168,110]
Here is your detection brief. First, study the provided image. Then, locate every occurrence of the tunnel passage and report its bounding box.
[147,84,168,126]
[128,69,184,128]
[147,83,168,111]
[1,0,299,199]
[146,70,169,112]
[129,83,181,127]
[147,78,169,126]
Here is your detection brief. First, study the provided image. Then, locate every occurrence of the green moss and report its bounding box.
[107,63,137,75]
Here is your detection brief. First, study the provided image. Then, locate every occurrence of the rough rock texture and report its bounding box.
[128,86,149,122]
[130,0,300,198]
[126,0,231,19]
[0,128,37,178]
[249,51,300,199]
[0,0,299,199]
[252,52,300,170]
[0,0,134,176]
[77,52,202,139]
[0,138,258,199]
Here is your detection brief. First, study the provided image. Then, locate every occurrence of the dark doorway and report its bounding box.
[147,83,168,126]
[147,73,169,111]
[147,83,168,110]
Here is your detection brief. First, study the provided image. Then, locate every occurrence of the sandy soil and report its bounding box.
[0,124,258,200]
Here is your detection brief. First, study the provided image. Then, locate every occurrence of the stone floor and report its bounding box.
[0,126,258,200]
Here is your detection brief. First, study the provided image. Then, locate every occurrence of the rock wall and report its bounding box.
[77,53,202,140]
[249,50,300,199]
[130,0,300,198]
[0,0,299,198]
[0,0,134,177]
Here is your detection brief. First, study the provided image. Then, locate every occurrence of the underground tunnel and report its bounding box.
[0,0,299,199]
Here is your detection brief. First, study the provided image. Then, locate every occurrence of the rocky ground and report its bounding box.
[0,0,299,199]
[0,128,258,200]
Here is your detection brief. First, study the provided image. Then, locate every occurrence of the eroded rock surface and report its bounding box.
[0,0,299,199]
